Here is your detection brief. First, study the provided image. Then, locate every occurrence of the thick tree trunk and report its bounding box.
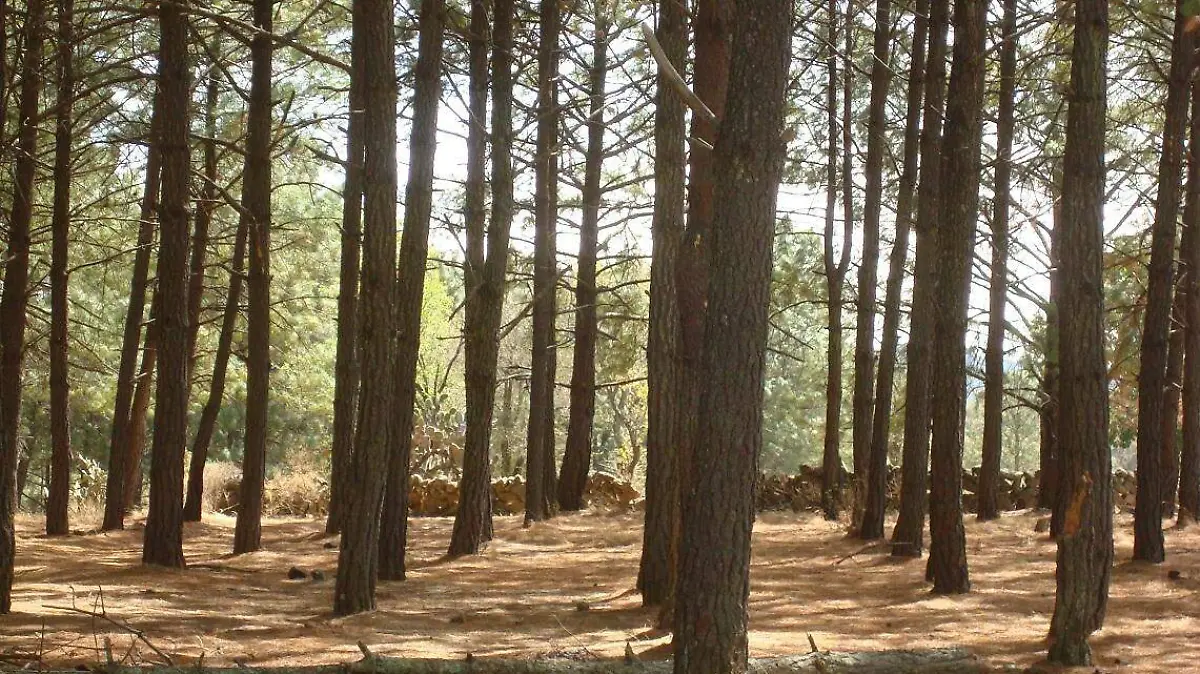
[102,97,162,532]
[861,0,927,539]
[525,0,563,526]
[672,3,791,670]
[638,0,686,604]
[977,0,1017,523]
[46,0,75,538]
[142,0,192,569]
[926,0,986,595]
[1047,0,1113,664]
[891,0,949,559]
[333,0,399,615]
[852,0,894,540]
[326,0,364,537]
[559,5,609,512]
[0,0,45,613]
[1181,82,1200,524]
[378,0,444,582]
[233,0,274,556]
[1135,0,1194,565]
[183,218,248,522]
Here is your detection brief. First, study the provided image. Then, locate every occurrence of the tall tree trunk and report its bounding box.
[183,218,248,521]
[672,3,792,671]
[861,0,928,539]
[891,0,949,559]
[46,0,75,538]
[926,0,986,595]
[852,0,894,539]
[1135,0,1194,565]
[1047,0,1113,663]
[326,0,365,537]
[559,3,609,512]
[378,0,444,581]
[637,0,686,603]
[102,97,162,532]
[142,0,192,569]
[1162,295,1185,517]
[232,0,273,556]
[125,291,159,512]
[1040,193,1062,518]
[333,0,399,616]
[0,0,45,613]
[977,0,1017,522]
[187,57,219,380]
[1180,81,1200,524]
[525,0,563,525]
[821,0,850,522]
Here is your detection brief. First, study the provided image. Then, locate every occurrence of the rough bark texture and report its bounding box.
[0,0,44,612]
[637,0,686,605]
[559,5,609,512]
[125,292,160,511]
[1181,81,1200,523]
[326,0,365,537]
[977,0,1017,523]
[861,0,927,539]
[450,0,504,557]
[1135,0,1194,565]
[852,0,894,540]
[46,0,75,538]
[184,219,247,521]
[142,0,191,569]
[1162,294,1185,517]
[525,0,562,526]
[891,0,948,559]
[233,0,273,556]
[672,2,791,671]
[333,0,398,615]
[1047,0,1113,664]
[926,0,986,595]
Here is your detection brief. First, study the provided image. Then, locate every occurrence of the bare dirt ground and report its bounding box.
[2,508,1198,672]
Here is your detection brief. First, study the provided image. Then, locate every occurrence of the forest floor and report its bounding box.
[3,508,1198,673]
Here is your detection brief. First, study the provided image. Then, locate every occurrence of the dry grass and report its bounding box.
[2,509,1197,672]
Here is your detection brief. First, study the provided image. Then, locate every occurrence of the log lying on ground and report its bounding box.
[21,647,1018,674]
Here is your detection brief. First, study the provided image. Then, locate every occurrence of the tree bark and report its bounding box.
[46,0,75,538]
[1181,81,1200,524]
[559,4,609,513]
[637,0,686,604]
[1162,294,1185,517]
[1040,194,1062,519]
[333,0,399,615]
[0,0,45,613]
[233,0,274,556]
[1047,0,1113,663]
[125,291,160,512]
[926,0,986,595]
[672,2,792,670]
[142,0,192,569]
[891,0,948,559]
[861,0,928,539]
[1135,0,1194,565]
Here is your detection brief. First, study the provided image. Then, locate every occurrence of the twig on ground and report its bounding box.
[44,604,174,666]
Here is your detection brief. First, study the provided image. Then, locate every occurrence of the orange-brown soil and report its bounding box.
[2,509,1198,672]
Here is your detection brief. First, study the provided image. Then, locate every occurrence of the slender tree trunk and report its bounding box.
[232,0,273,556]
[1162,296,1185,517]
[125,291,159,512]
[183,218,248,521]
[1041,194,1062,519]
[46,0,75,538]
[977,0,1017,522]
[525,0,563,526]
[1047,0,1113,663]
[926,0,986,595]
[333,0,399,615]
[0,0,45,613]
[672,4,792,671]
[142,0,192,569]
[842,0,861,527]
[187,57,219,380]
[861,0,928,539]
[821,0,850,522]
[378,0,444,581]
[1181,81,1200,524]
[891,0,949,559]
[102,98,162,532]
[852,0,894,539]
[326,0,365,537]
[638,0,686,603]
[559,4,609,512]
[1135,0,1194,565]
